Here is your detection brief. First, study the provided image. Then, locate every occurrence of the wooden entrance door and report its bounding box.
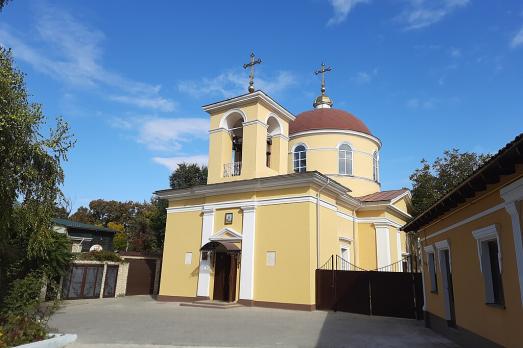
[213,253,237,302]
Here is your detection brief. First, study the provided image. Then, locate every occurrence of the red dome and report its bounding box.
[289,108,372,136]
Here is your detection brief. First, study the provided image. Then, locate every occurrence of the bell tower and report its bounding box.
[203,91,294,184]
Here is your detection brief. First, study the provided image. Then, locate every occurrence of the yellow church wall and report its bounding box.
[392,196,409,214]
[318,204,342,267]
[356,223,377,270]
[159,211,202,297]
[213,208,243,234]
[207,130,233,184]
[336,215,355,264]
[420,172,523,348]
[254,202,314,305]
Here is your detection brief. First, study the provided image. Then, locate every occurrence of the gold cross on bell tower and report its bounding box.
[243,52,262,93]
[313,63,333,108]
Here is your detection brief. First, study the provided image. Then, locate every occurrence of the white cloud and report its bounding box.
[0,5,174,111]
[138,117,209,152]
[327,0,370,26]
[110,116,209,152]
[510,25,523,48]
[152,155,209,172]
[178,70,296,99]
[399,0,469,30]
[109,95,176,112]
[352,68,378,84]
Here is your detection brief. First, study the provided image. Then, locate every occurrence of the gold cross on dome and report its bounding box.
[243,52,262,93]
[314,63,332,95]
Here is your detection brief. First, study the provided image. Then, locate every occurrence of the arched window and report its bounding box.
[338,144,353,175]
[373,151,379,182]
[293,144,307,173]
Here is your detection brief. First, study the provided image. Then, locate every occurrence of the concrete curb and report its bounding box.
[15,333,77,348]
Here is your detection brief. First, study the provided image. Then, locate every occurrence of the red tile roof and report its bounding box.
[357,189,409,202]
[289,108,372,135]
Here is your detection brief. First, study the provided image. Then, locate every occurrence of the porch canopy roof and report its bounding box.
[200,241,240,253]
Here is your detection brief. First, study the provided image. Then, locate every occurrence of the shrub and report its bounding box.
[75,250,123,262]
[0,272,60,347]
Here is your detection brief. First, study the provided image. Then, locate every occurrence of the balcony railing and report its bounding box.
[223,162,242,177]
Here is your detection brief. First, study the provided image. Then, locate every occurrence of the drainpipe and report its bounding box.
[316,178,330,268]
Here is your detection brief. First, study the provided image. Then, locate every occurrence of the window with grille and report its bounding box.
[293,145,307,173]
[339,144,353,175]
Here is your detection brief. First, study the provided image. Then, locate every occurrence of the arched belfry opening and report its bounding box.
[266,116,281,169]
[221,111,245,177]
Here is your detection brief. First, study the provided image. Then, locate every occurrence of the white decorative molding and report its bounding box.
[196,207,214,297]
[208,127,229,134]
[396,230,403,271]
[339,236,353,243]
[290,128,382,148]
[423,202,505,240]
[165,194,407,232]
[271,133,289,141]
[219,108,247,129]
[209,227,242,242]
[435,239,450,251]
[202,90,295,122]
[500,177,523,203]
[371,219,402,229]
[500,178,523,306]
[239,205,256,300]
[242,119,268,128]
[375,225,391,268]
[472,224,501,273]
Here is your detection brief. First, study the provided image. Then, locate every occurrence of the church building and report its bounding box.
[155,60,412,310]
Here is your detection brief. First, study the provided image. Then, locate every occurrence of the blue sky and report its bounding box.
[1,0,522,210]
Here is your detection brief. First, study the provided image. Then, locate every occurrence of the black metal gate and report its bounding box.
[316,255,424,319]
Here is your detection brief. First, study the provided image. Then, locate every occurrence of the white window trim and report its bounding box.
[337,142,353,176]
[373,151,380,182]
[472,224,502,273]
[292,143,307,173]
[435,239,451,272]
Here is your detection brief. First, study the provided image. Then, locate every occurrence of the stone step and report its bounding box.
[179,300,243,309]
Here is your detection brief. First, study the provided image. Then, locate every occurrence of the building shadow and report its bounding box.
[314,310,458,348]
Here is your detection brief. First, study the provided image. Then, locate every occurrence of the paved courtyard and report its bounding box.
[50,296,457,348]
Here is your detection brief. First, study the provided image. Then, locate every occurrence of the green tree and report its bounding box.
[112,232,128,252]
[0,46,74,342]
[149,197,167,249]
[0,0,11,12]
[410,149,490,216]
[169,163,208,189]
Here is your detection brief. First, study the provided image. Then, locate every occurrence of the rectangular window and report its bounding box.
[480,240,504,305]
[266,251,276,267]
[428,252,438,293]
[472,225,504,306]
[184,252,192,265]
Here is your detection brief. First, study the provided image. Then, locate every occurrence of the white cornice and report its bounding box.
[156,173,352,203]
[358,202,412,220]
[290,129,382,148]
[242,119,268,128]
[202,91,295,122]
[500,176,523,203]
